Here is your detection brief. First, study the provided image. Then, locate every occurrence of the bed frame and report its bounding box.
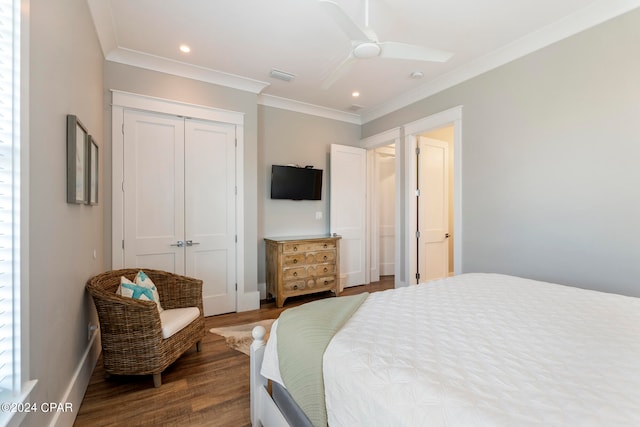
[250,326,291,427]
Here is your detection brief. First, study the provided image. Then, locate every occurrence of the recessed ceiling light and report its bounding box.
[179,45,191,53]
[410,71,424,79]
[352,91,360,98]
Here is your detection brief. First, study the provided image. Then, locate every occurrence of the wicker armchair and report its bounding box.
[86,268,205,387]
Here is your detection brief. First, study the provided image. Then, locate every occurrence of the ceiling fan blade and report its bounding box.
[321,53,356,90]
[318,0,371,42]
[379,41,453,62]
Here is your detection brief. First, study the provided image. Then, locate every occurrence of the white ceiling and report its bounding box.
[88,0,640,123]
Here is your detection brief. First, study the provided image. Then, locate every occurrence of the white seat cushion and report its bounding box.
[159,307,200,339]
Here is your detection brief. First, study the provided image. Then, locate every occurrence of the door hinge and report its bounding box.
[122,123,124,135]
[415,272,421,280]
[416,230,420,239]
[122,240,124,249]
[415,188,420,197]
[235,138,237,147]
[415,147,420,155]
[235,283,238,291]
[235,235,237,243]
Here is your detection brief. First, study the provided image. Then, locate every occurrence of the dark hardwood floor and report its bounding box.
[74,276,394,426]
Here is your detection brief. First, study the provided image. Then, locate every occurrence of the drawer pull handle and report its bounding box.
[323,267,328,272]
[293,259,298,264]
[323,255,328,260]
[293,285,298,290]
[293,246,298,251]
[324,244,327,248]
[324,280,329,285]
[293,272,298,277]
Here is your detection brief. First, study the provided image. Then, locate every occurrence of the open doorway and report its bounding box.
[370,143,396,283]
[361,128,402,287]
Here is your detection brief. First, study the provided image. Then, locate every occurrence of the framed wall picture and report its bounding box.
[66,114,88,204]
[88,136,99,205]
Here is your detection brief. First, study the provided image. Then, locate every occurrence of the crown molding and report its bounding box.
[106,48,270,94]
[258,94,362,125]
[360,0,640,123]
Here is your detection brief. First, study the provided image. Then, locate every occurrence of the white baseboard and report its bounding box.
[237,290,260,312]
[50,330,101,427]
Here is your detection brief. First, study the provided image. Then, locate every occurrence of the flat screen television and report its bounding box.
[271,165,323,200]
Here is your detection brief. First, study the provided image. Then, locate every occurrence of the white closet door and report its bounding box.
[122,110,237,316]
[185,119,237,315]
[330,144,367,287]
[123,109,185,272]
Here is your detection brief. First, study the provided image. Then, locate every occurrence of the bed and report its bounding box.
[250,273,640,426]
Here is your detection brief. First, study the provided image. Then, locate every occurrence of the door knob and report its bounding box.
[185,240,200,246]
[170,240,185,247]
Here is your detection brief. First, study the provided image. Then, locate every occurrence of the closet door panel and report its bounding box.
[123,109,185,272]
[185,119,237,315]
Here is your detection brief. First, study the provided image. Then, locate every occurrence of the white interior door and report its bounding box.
[185,119,237,315]
[330,144,366,287]
[417,137,449,281]
[123,109,185,272]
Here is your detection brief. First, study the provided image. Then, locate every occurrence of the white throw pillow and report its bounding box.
[116,271,164,313]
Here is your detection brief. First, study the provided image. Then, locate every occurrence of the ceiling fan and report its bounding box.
[318,0,453,89]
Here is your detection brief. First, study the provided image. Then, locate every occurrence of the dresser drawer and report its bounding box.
[307,264,335,276]
[283,240,336,253]
[316,264,335,275]
[283,280,306,292]
[283,253,306,266]
[311,276,337,290]
[282,267,307,280]
[310,251,335,263]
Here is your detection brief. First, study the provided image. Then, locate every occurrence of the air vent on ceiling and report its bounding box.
[269,69,296,82]
[348,104,364,112]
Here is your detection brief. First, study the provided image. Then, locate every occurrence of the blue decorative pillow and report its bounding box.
[116,271,164,313]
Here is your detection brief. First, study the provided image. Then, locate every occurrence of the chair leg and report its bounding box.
[153,373,162,388]
[196,340,202,352]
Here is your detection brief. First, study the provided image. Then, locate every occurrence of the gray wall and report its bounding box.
[27,0,105,425]
[363,9,640,296]
[102,61,260,294]
[257,105,361,283]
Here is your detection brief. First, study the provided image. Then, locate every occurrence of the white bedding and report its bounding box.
[264,273,640,426]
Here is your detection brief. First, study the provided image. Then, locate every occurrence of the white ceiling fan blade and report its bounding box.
[379,41,453,62]
[318,0,371,42]
[322,53,356,90]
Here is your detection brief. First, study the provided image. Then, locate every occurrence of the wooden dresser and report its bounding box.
[265,235,341,308]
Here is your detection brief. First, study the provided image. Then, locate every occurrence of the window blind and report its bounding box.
[0,0,20,398]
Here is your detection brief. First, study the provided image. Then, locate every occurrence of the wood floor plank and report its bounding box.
[74,276,394,426]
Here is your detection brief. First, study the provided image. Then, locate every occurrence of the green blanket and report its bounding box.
[277,293,369,427]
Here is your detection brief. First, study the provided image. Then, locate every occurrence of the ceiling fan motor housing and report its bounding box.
[353,42,381,58]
